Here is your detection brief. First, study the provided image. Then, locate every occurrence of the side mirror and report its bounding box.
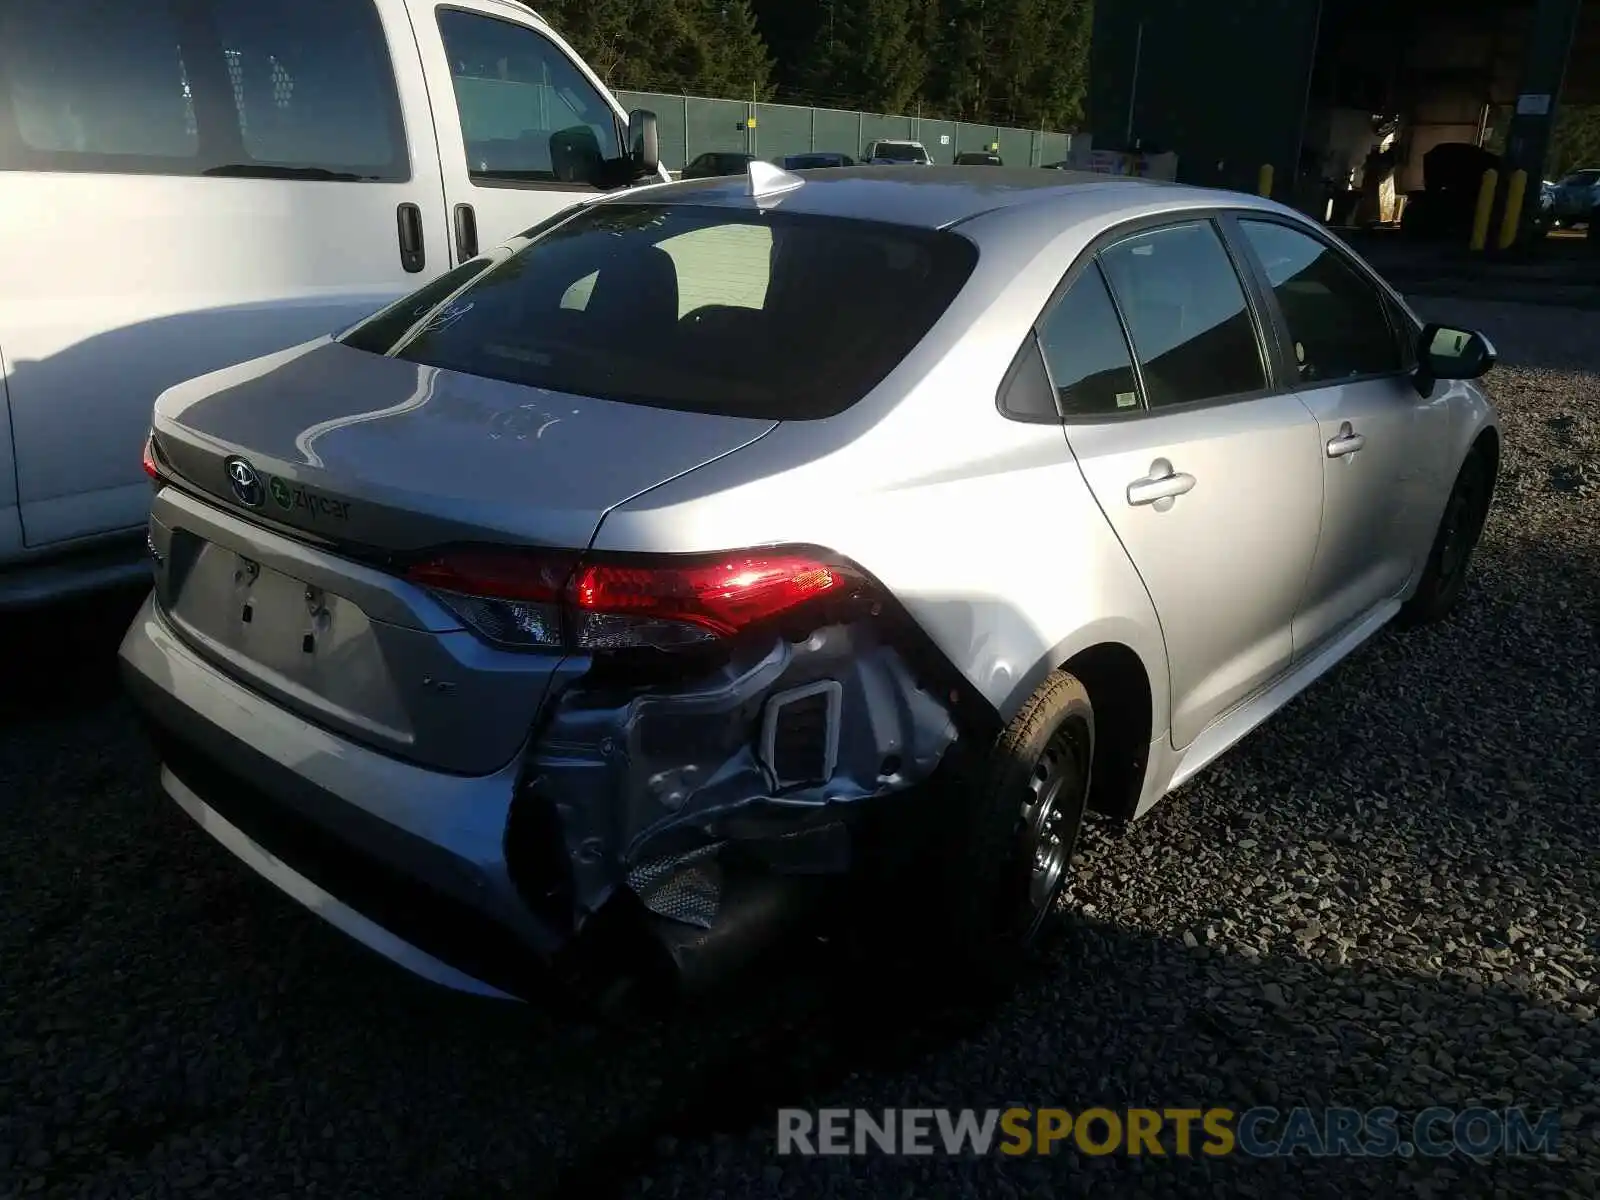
[627,109,660,179]
[1418,323,1496,384]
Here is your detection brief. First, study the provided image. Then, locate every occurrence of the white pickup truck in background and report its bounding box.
[0,0,664,607]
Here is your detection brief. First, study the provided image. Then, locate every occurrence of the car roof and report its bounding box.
[617,165,1197,231]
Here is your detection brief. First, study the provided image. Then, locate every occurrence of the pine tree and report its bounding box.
[674,0,775,100]
[794,0,929,114]
[537,0,1087,130]
[538,0,772,98]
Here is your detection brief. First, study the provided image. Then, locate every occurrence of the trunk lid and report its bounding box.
[152,338,777,553]
[146,339,777,775]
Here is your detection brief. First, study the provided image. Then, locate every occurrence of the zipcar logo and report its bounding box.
[224,457,264,508]
[268,474,351,522]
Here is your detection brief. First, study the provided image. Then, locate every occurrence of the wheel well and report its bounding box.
[1061,643,1152,823]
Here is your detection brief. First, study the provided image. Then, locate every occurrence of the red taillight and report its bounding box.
[406,547,869,652]
[141,433,162,481]
[571,554,849,638]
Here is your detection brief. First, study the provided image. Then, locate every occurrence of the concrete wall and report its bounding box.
[1089,0,1597,207]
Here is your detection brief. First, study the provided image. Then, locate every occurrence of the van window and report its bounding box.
[357,204,979,420]
[0,0,406,179]
[0,2,198,162]
[210,0,408,178]
[436,9,622,187]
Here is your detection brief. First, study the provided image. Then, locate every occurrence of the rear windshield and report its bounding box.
[875,143,927,162]
[354,203,977,420]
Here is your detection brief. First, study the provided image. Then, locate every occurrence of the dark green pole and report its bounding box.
[1500,0,1584,243]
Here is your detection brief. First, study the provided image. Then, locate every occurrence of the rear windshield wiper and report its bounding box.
[202,163,368,182]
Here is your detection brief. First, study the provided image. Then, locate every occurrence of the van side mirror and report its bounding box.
[627,109,660,179]
[1417,323,1496,386]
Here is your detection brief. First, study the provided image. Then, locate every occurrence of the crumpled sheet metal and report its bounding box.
[527,622,959,925]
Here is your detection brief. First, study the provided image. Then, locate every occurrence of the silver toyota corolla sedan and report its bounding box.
[120,163,1500,1005]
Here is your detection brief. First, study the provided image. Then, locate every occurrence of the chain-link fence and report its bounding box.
[613,91,1078,172]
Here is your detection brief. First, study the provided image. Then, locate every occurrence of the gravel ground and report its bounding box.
[1,296,1596,1199]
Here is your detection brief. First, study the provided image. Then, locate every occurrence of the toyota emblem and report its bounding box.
[225,456,264,508]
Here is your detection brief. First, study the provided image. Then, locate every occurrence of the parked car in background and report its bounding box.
[954,151,1003,166]
[122,164,1501,1008]
[1531,178,1558,237]
[682,151,757,179]
[863,139,931,165]
[0,0,664,610]
[1549,168,1600,225]
[779,152,855,170]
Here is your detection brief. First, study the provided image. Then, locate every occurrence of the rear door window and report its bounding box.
[1097,221,1267,409]
[436,8,621,187]
[210,0,408,178]
[361,204,979,419]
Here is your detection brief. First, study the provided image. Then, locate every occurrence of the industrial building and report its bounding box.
[1087,0,1598,236]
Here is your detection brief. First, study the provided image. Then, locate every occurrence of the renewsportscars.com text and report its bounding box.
[776,1106,1563,1159]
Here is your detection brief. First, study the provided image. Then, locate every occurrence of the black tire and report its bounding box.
[1398,446,1494,627]
[925,670,1094,992]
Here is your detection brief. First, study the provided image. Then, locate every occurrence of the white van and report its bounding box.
[0,0,664,607]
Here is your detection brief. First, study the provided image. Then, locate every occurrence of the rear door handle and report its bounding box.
[1327,421,1366,458]
[396,203,425,273]
[1127,458,1196,507]
[453,203,479,261]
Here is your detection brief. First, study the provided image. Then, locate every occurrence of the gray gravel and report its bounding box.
[2,295,1597,1199]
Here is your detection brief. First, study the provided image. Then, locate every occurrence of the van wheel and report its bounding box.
[931,670,1093,990]
[1398,447,1493,627]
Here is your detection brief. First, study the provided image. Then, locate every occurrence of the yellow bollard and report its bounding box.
[1498,169,1527,250]
[1470,168,1499,251]
[1257,163,1274,198]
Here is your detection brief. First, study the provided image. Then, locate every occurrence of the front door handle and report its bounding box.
[396,203,425,273]
[1327,421,1366,458]
[453,203,479,261]
[1127,458,1197,507]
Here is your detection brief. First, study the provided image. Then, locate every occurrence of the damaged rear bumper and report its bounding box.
[118,594,959,1002]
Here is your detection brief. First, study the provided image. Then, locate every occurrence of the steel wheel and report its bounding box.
[1014,722,1089,944]
[1436,457,1489,592]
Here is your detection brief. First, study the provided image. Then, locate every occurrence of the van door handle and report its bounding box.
[396,203,425,273]
[453,203,479,261]
[1126,458,1196,507]
[1327,421,1366,458]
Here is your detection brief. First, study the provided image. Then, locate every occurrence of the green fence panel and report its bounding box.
[610,89,1074,174]
[812,109,860,157]
[860,113,915,155]
[1037,130,1073,166]
[752,102,814,162]
[955,123,997,157]
[617,90,689,169]
[917,119,959,163]
[686,96,752,159]
[998,128,1035,167]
